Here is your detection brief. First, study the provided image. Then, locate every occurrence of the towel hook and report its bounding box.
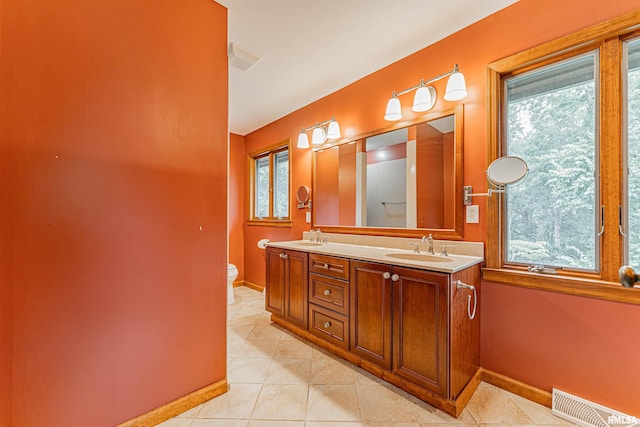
[456,280,477,320]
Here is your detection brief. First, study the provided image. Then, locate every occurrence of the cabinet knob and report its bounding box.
[323,289,331,296]
[391,274,400,282]
[279,253,288,259]
[324,321,331,328]
[382,272,391,279]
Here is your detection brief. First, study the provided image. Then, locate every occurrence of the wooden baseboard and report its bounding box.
[116,379,228,427]
[241,280,264,292]
[479,368,552,408]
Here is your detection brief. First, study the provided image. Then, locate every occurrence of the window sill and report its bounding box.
[482,268,640,305]
[247,219,293,228]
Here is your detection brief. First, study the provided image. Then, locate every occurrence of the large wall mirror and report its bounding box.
[312,105,464,239]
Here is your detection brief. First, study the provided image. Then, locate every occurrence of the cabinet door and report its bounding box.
[350,261,392,370]
[392,266,448,397]
[284,249,308,329]
[265,247,285,316]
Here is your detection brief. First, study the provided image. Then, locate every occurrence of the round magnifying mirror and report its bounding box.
[486,156,528,186]
[296,185,311,205]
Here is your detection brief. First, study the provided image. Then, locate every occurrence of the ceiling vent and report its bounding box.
[228,42,262,72]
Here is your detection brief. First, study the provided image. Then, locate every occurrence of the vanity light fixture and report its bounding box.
[297,116,341,148]
[384,64,467,121]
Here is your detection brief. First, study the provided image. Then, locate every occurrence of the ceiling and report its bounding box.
[217,0,518,136]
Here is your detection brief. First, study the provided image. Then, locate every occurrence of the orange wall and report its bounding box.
[241,0,640,416]
[229,133,245,281]
[0,1,228,426]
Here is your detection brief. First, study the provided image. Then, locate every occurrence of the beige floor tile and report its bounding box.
[404,393,478,424]
[247,420,304,427]
[227,357,271,383]
[227,338,245,359]
[197,383,261,419]
[237,339,279,359]
[307,384,361,421]
[507,393,573,425]
[273,337,314,359]
[156,418,193,427]
[363,423,420,427]
[228,324,255,341]
[466,383,535,425]
[310,356,355,384]
[191,419,249,427]
[228,311,271,326]
[356,383,421,423]
[247,324,284,341]
[251,384,309,420]
[416,424,477,427]
[306,423,364,427]
[352,366,386,386]
[264,358,311,384]
[165,287,577,427]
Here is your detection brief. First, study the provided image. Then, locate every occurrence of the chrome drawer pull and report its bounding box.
[324,321,332,328]
[323,289,331,296]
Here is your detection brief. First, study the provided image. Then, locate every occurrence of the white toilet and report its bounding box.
[227,263,238,305]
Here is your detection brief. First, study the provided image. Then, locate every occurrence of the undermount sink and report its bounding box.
[386,253,454,263]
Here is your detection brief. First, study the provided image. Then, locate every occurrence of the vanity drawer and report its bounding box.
[309,304,349,349]
[309,253,350,280]
[309,273,349,315]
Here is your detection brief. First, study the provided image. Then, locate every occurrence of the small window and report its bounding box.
[248,141,291,227]
[625,37,640,266]
[504,53,598,272]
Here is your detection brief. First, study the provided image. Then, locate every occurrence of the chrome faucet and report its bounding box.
[411,242,421,253]
[422,234,434,255]
[316,228,322,244]
[309,229,316,243]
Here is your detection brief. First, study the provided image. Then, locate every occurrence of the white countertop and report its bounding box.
[266,240,483,273]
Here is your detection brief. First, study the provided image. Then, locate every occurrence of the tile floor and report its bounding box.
[159,286,575,427]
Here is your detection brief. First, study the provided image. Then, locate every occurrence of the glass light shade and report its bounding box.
[444,71,467,101]
[327,120,341,139]
[297,131,309,148]
[311,126,326,145]
[384,96,402,121]
[412,86,436,112]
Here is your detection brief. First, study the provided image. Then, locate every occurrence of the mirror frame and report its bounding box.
[311,105,465,240]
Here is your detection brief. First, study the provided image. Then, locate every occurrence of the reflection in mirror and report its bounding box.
[312,107,463,239]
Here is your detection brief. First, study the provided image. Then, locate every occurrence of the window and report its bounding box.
[625,38,640,267]
[249,141,291,226]
[505,54,598,272]
[485,13,640,304]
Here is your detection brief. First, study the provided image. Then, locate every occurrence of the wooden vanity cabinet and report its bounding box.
[265,246,481,417]
[308,253,350,349]
[265,247,308,329]
[350,261,393,369]
[392,266,448,397]
[350,261,480,401]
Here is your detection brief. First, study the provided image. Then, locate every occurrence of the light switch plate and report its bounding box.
[466,205,479,223]
[305,211,311,223]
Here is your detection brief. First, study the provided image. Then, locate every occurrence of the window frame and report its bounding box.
[484,11,640,305]
[247,139,292,227]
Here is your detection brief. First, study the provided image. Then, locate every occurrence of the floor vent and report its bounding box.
[552,389,638,427]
